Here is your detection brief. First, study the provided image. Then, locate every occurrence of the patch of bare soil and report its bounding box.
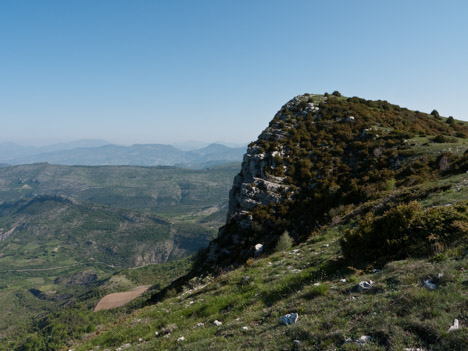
[94,285,151,311]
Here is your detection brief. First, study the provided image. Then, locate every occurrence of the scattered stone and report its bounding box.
[213,320,223,326]
[138,338,143,342]
[448,319,459,332]
[154,331,159,337]
[116,344,131,351]
[437,273,444,279]
[340,278,347,283]
[404,348,426,351]
[254,243,264,256]
[356,335,371,344]
[177,336,185,342]
[189,300,194,305]
[423,279,437,290]
[280,313,299,325]
[162,324,178,334]
[357,281,373,291]
[313,282,320,286]
[322,244,329,248]
[372,269,383,274]
[196,322,205,327]
[293,340,301,348]
[242,326,249,330]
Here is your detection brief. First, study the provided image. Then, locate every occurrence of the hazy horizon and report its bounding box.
[0,138,248,149]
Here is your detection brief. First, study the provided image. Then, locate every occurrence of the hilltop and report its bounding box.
[10,93,468,350]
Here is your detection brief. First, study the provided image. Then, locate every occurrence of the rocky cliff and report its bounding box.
[194,92,468,273]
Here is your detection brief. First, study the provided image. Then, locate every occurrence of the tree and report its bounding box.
[332,90,342,97]
[447,116,455,125]
[275,231,293,252]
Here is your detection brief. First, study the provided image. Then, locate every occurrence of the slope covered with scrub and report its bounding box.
[19,93,468,350]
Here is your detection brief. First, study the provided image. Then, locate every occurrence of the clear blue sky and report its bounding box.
[1,0,467,146]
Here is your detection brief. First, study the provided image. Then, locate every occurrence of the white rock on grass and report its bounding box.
[448,319,459,332]
[254,243,264,256]
[280,313,299,325]
[340,278,347,283]
[177,336,185,342]
[242,326,249,330]
[423,279,437,290]
[357,281,373,291]
[356,335,371,344]
[196,322,205,327]
[213,320,223,326]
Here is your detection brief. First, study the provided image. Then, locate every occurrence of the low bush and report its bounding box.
[340,201,468,264]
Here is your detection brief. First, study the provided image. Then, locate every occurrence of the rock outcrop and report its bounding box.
[188,92,468,274]
[197,94,325,271]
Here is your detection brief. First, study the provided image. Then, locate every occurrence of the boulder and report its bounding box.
[357,281,373,291]
[280,313,299,325]
[254,243,264,256]
[356,335,371,344]
[422,279,437,290]
[448,319,459,332]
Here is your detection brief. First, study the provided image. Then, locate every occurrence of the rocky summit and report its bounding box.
[197,92,468,272]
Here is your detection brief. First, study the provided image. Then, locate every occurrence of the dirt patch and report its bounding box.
[94,285,151,311]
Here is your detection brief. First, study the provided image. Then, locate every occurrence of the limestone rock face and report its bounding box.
[198,94,324,271]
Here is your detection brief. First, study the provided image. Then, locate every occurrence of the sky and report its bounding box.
[1,0,467,146]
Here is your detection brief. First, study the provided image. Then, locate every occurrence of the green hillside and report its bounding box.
[63,93,468,351]
[0,163,238,216]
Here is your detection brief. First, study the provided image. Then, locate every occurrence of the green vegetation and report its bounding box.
[274,230,293,252]
[69,220,468,351]
[0,164,238,348]
[341,201,468,264]
[0,163,238,216]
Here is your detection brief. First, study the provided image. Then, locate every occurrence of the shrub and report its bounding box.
[275,231,293,252]
[447,116,455,124]
[431,109,441,119]
[432,135,457,143]
[340,201,468,264]
[332,90,342,97]
[384,178,396,191]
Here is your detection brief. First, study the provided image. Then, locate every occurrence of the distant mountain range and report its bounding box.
[0,140,246,168]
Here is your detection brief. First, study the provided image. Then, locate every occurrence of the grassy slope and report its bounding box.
[71,172,468,351]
